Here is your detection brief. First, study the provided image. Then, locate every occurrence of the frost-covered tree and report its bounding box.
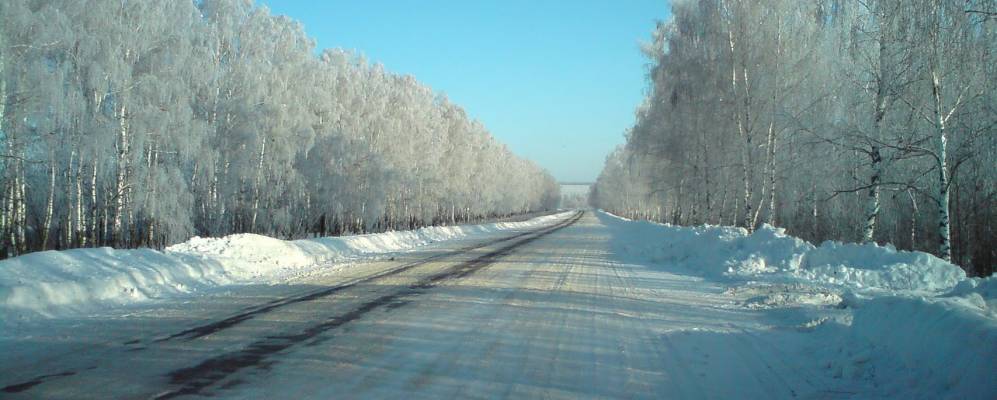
[0,0,559,257]
[593,0,996,276]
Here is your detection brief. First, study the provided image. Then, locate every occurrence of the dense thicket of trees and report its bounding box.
[0,0,559,256]
[592,0,995,276]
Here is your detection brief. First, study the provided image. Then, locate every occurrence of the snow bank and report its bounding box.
[598,211,966,293]
[600,213,807,281]
[0,248,232,317]
[797,241,965,292]
[946,276,997,311]
[825,293,997,398]
[167,213,567,280]
[0,212,571,318]
[601,210,994,399]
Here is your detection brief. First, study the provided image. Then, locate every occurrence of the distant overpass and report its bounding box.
[558,183,592,208]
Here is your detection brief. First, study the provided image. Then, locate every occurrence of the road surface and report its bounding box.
[1,211,850,399]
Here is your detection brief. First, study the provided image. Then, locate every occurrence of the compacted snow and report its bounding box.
[0,210,993,399]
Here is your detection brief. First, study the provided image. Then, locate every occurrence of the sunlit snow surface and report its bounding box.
[0,211,994,399]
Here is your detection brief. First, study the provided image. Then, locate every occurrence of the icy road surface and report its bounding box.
[2,211,857,399]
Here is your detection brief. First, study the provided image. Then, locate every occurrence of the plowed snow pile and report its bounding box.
[600,210,996,399]
[600,211,966,293]
[0,212,570,317]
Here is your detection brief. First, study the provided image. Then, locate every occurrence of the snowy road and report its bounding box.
[3,211,859,399]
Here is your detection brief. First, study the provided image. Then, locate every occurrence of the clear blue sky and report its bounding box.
[260,0,669,182]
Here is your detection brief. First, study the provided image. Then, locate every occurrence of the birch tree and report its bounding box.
[0,0,560,258]
[592,0,996,276]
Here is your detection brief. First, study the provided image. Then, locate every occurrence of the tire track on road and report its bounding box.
[1,213,579,398]
[152,211,583,399]
[154,214,575,344]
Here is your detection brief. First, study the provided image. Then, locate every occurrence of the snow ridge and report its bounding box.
[599,210,966,294]
[0,212,571,318]
[599,210,995,399]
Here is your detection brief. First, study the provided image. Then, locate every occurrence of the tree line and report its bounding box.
[0,0,560,257]
[592,0,995,276]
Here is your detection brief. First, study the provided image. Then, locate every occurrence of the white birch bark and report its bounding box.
[41,164,55,250]
[113,103,130,245]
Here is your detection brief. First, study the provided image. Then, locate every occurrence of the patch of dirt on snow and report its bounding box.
[723,282,843,309]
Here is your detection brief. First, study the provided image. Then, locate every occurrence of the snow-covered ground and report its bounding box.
[0,210,993,399]
[599,211,996,399]
[0,212,571,319]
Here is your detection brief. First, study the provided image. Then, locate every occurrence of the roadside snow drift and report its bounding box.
[598,211,965,293]
[0,212,570,318]
[832,294,997,397]
[598,210,995,399]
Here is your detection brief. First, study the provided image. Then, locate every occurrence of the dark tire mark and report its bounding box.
[2,371,76,393]
[153,211,582,399]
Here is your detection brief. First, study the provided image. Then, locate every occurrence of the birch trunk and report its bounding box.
[75,157,85,246]
[146,141,159,246]
[5,179,15,255]
[728,22,754,232]
[927,0,959,262]
[16,163,26,252]
[752,137,768,229]
[89,161,98,245]
[41,164,56,250]
[0,37,5,250]
[863,8,892,243]
[113,103,130,245]
[251,138,266,233]
[701,126,712,224]
[765,13,782,227]
[65,150,75,247]
[862,146,882,242]
[766,135,777,227]
[932,71,952,261]
[907,189,918,249]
